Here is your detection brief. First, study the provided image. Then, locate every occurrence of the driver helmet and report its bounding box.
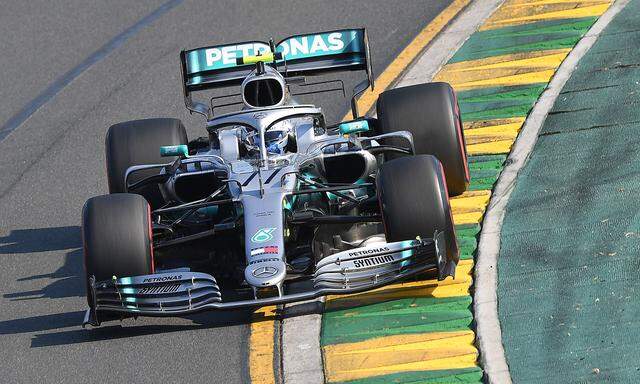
[264,120,293,155]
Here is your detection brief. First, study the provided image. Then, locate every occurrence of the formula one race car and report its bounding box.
[82,29,469,326]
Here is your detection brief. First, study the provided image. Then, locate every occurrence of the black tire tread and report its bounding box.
[105,118,187,207]
[377,155,458,264]
[83,193,153,305]
[376,82,469,196]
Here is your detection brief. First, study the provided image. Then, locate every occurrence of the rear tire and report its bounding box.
[376,82,469,196]
[377,155,458,264]
[82,193,154,306]
[106,118,187,207]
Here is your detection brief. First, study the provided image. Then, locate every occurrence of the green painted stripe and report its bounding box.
[322,296,473,345]
[462,101,535,118]
[327,296,472,319]
[455,223,481,237]
[481,17,597,39]
[335,367,483,384]
[450,17,598,62]
[468,154,507,163]
[458,236,477,260]
[467,36,583,60]
[458,83,547,104]
[459,84,547,121]
[456,223,481,261]
[468,155,506,190]
[469,178,499,191]
[322,314,473,345]
[470,169,502,179]
[463,104,535,122]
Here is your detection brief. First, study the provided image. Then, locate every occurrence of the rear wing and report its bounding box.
[179,28,374,119]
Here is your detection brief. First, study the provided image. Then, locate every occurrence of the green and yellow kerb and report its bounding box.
[321,1,613,383]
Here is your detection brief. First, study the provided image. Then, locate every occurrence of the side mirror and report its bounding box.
[160,144,188,158]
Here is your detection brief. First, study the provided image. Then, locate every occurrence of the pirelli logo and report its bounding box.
[353,254,395,268]
[138,284,181,295]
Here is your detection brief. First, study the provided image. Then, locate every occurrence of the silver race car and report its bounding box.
[82,29,469,326]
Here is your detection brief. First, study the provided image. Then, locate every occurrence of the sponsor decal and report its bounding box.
[254,210,274,217]
[353,254,395,268]
[249,257,280,265]
[142,275,182,283]
[277,32,349,60]
[252,266,279,278]
[250,246,279,256]
[186,30,362,73]
[348,247,390,257]
[251,228,276,243]
[202,42,270,68]
[138,284,181,295]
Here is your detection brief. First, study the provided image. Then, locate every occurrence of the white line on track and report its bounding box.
[0,0,183,142]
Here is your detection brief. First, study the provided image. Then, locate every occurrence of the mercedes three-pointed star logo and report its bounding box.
[252,266,278,278]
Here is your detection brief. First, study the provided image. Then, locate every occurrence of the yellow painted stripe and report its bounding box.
[467,133,518,146]
[326,350,478,382]
[464,117,526,130]
[451,190,491,215]
[326,330,476,355]
[435,50,567,90]
[505,0,610,5]
[326,354,478,383]
[342,0,471,120]
[492,3,611,25]
[460,68,555,91]
[453,211,486,225]
[464,117,525,153]
[468,140,515,155]
[481,0,612,30]
[451,189,491,225]
[465,119,523,144]
[249,305,278,384]
[442,49,571,74]
[324,331,477,382]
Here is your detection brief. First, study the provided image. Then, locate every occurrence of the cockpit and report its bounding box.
[237,119,296,156]
[206,107,325,166]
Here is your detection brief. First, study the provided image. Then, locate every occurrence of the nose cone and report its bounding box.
[245,260,286,288]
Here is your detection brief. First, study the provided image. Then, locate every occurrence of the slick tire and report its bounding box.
[106,118,187,208]
[82,193,154,307]
[376,82,469,196]
[377,155,458,264]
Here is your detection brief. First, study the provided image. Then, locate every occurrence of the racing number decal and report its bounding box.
[251,228,276,243]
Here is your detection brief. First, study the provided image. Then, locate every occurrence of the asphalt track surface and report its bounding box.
[0,1,452,383]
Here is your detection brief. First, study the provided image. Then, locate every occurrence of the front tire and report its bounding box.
[82,193,154,306]
[377,155,458,265]
[376,82,469,196]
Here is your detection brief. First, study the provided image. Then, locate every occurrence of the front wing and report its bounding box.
[84,231,450,326]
